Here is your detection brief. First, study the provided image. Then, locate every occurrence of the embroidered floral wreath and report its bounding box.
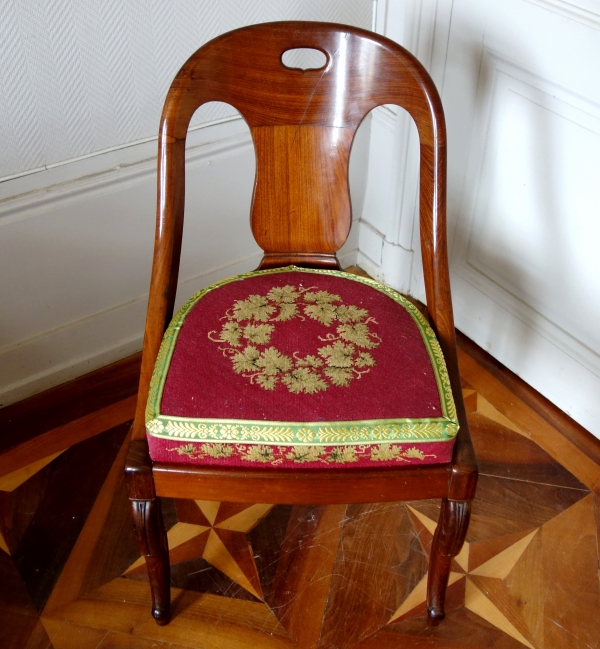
[208,285,381,394]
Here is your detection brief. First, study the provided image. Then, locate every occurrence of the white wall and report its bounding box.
[7,0,598,440]
[361,0,600,437]
[0,0,373,407]
[357,0,449,294]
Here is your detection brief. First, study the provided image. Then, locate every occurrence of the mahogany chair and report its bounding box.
[125,21,477,627]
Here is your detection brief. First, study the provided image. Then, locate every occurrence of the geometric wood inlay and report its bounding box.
[389,505,541,647]
[388,572,465,623]
[465,578,536,649]
[125,501,274,600]
[0,451,64,492]
[470,530,538,578]
[2,328,599,648]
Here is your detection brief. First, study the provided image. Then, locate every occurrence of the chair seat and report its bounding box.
[146,267,459,469]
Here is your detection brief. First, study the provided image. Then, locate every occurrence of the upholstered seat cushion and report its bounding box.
[146,267,458,468]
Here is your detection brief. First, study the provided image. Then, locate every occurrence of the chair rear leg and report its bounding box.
[130,498,170,625]
[426,498,471,621]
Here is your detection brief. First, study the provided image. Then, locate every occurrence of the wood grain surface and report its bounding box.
[125,21,477,626]
[1,324,599,648]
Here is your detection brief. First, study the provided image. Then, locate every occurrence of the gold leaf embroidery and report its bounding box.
[403,446,428,459]
[318,341,356,368]
[147,266,458,448]
[232,346,261,374]
[335,304,368,323]
[256,374,278,390]
[232,295,275,322]
[355,352,376,368]
[370,444,407,462]
[281,368,328,394]
[166,441,438,465]
[218,321,243,347]
[286,446,325,463]
[210,283,380,394]
[256,347,293,375]
[370,444,435,462]
[200,443,233,459]
[324,367,353,387]
[243,323,274,345]
[276,302,298,321]
[166,420,204,438]
[304,302,338,325]
[304,290,341,304]
[242,445,274,463]
[267,285,301,303]
[296,354,323,368]
[169,443,196,456]
[329,446,358,463]
[337,323,378,349]
[154,419,455,444]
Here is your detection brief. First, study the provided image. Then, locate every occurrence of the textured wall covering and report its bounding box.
[0,0,372,179]
[0,2,372,406]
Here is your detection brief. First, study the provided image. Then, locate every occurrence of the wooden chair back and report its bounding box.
[135,22,457,437]
[126,23,477,626]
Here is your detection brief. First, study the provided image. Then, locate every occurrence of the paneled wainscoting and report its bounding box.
[1,313,599,648]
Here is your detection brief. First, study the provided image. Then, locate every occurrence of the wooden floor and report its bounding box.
[1,338,599,648]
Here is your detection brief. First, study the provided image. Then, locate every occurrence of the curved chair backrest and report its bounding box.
[138,22,457,433]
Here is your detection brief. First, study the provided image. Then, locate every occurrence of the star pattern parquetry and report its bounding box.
[2,350,599,648]
[389,504,540,649]
[124,500,274,600]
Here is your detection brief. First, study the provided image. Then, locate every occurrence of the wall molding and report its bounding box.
[0,119,251,228]
[0,115,243,185]
[360,0,454,297]
[453,47,600,380]
[524,0,600,29]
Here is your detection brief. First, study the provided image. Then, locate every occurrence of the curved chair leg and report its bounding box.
[426,498,471,622]
[130,498,170,625]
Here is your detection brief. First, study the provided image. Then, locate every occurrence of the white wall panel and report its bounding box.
[359,0,449,295]
[442,0,600,436]
[361,0,600,436]
[457,52,600,377]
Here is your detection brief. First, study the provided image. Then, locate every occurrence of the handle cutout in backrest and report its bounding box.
[281,48,327,71]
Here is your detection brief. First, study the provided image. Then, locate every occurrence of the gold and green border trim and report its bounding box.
[146,266,459,445]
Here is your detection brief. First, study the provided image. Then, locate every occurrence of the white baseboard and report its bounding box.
[0,251,266,408]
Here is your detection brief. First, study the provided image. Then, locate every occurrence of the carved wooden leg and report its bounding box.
[130,498,170,625]
[426,498,471,622]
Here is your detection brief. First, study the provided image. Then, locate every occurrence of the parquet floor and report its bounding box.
[1,343,599,648]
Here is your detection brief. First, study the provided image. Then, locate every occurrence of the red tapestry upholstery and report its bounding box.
[146,267,458,468]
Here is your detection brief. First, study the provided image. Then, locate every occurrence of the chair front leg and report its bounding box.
[426,498,471,621]
[130,497,171,625]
